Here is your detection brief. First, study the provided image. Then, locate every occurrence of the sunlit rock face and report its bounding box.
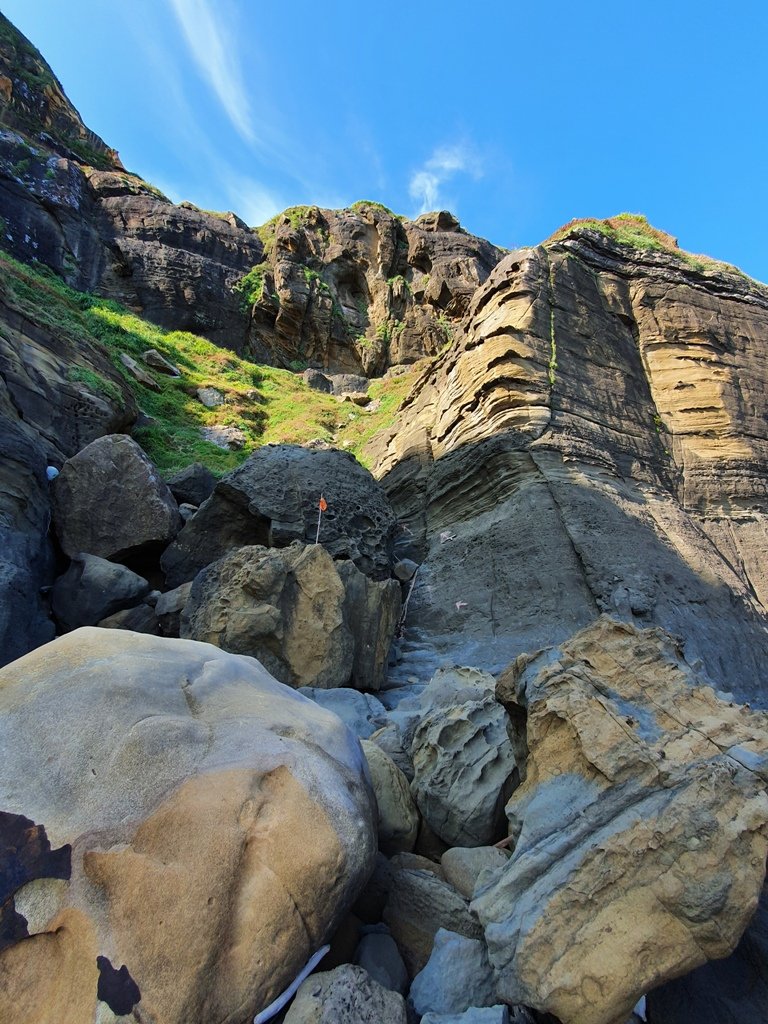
[369,232,768,700]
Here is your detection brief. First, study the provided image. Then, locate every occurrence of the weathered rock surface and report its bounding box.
[0,629,376,1024]
[162,444,398,585]
[283,963,407,1024]
[473,617,768,1024]
[410,682,517,847]
[338,559,401,689]
[299,688,388,738]
[0,419,56,666]
[369,231,768,701]
[441,847,510,901]
[52,434,180,561]
[361,739,420,855]
[383,867,483,975]
[410,928,498,1018]
[154,581,192,637]
[181,543,352,687]
[181,543,399,690]
[51,552,150,630]
[98,602,159,634]
[421,1008,511,1024]
[646,880,768,1024]
[166,462,216,507]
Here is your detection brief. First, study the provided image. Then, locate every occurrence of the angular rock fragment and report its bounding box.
[52,553,150,630]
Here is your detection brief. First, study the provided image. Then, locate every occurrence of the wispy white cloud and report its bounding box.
[409,143,483,215]
[167,0,255,144]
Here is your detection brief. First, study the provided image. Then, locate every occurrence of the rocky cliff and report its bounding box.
[3,11,768,1024]
[368,223,768,703]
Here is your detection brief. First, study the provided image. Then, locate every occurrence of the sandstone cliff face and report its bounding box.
[370,229,768,701]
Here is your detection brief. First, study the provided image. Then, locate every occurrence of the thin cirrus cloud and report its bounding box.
[166,0,256,146]
[409,144,484,215]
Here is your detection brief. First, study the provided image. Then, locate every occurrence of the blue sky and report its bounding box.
[4,1,768,281]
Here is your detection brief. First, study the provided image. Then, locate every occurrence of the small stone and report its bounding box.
[410,928,498,1017]
[179,503,198,521]
[120,352,160,391]
[354,932,409,995]
[394,559,419,581]
[196,386,225,407]
[142,349,180,376]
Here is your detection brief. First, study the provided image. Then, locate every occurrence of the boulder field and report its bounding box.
[3,10,768,1024]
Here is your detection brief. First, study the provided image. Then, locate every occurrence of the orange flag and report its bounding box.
[319,496,328,512]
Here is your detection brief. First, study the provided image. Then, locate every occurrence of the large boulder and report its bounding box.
[165,462,216,507]
[473,617,768,1024]
[182,543,399,690]
[410,679,517,847]
[161,445,398,586]
[181,544,353,689]
[0,629,377,1024]
[52,434,180,561]
[409,928,498,1018]
[0,418,55,667]
[299,688,389,739]
[51,553,150,630]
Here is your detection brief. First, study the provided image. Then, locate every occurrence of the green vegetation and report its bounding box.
[387,274,411,294]
[303,267,331,293]
[548,213,761,283]
[350,200,395,216]
[233,262,273,310]
[66,366,122,404]
[0,248,419,474]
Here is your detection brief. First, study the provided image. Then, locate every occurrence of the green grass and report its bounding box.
[0,248,418,475]
[350,200,396,216]
[233,261,272,310]
[548,213,764,285]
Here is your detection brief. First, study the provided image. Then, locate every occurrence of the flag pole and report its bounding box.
[315,494,327,544]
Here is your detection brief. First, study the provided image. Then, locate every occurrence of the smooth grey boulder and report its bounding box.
[283,964,407,1024]
[52,434,180,561]
[196,386,224,407]
[299,688,388,738]
[166,462,216,507]
[410,928,498,1017]
[52,552,151,630]
[441,847,510,900]
[161,444,397,586]
[354,932,409,995]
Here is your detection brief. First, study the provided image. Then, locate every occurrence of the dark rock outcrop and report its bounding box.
[162,444,397,586]
[52,434,180,562]
[51,553,150,630]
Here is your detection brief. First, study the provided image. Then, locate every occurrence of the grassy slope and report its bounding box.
[0,250,419,475]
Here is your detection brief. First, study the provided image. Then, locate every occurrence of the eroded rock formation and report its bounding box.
[474,617,768,1024]
[0,629,376,1024]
